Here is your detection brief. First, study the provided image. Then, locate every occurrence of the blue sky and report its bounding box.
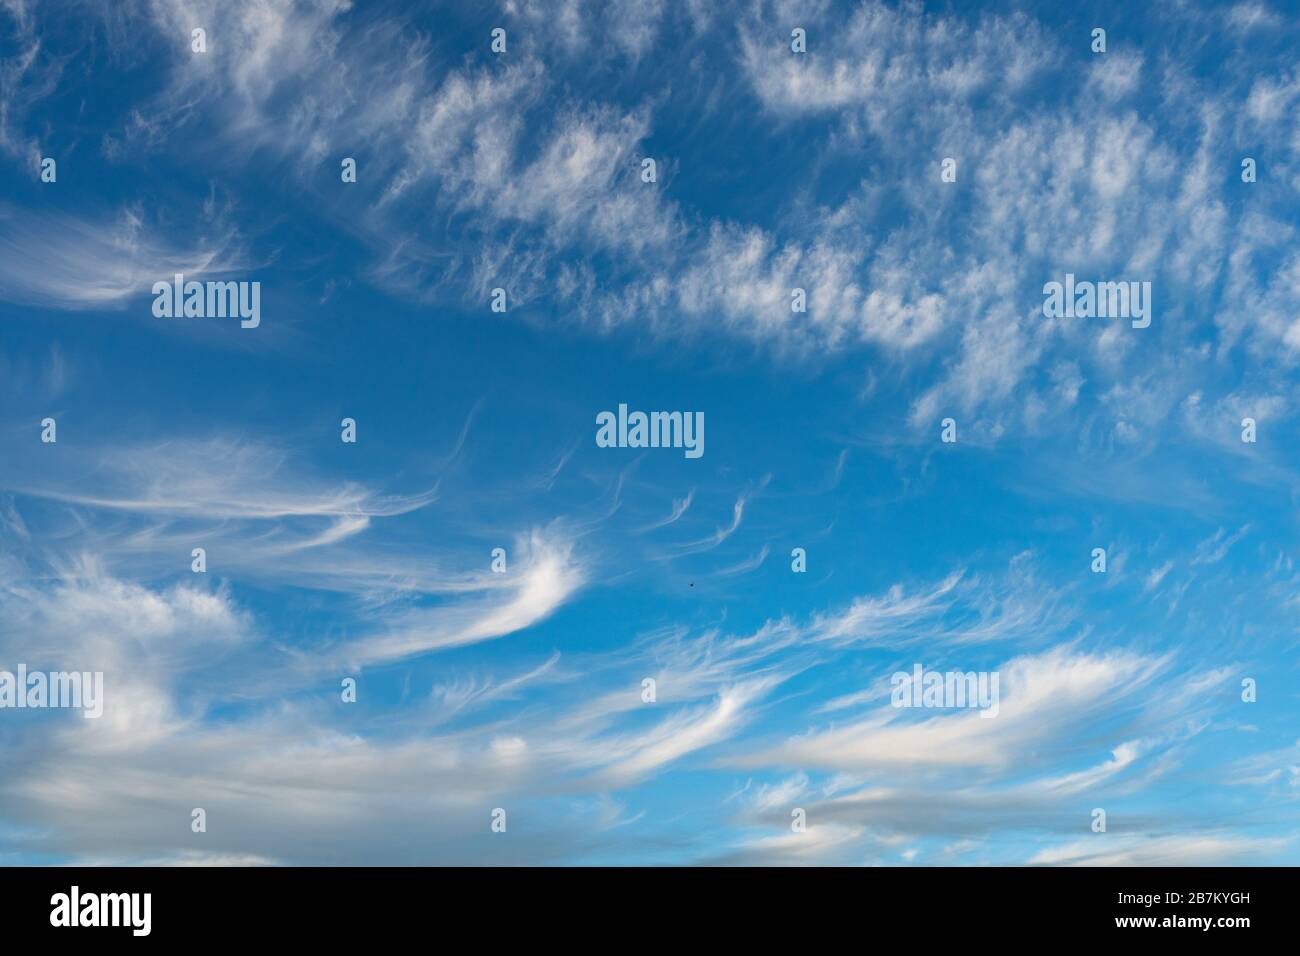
[0,0,1298,865]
